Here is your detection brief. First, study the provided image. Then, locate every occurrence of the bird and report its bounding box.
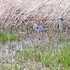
[58,16,64,30]
[33,24,46,32]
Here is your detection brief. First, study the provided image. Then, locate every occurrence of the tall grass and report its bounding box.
[57,42,70,68]
[22,42,70,70]
[0,30,18,43]
[0,28,70,70]
[1,44,70,70]
[0,30,8,43]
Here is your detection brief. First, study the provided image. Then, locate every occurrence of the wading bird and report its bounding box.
[33,24,46,32]
[58,16,64,30]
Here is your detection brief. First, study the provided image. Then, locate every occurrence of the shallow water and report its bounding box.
[0,40,33,58]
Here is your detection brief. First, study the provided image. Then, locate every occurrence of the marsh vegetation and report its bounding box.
[0,27,70,70]
[0,0,70,70]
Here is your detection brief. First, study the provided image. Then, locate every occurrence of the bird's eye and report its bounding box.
[37,27,38,29]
